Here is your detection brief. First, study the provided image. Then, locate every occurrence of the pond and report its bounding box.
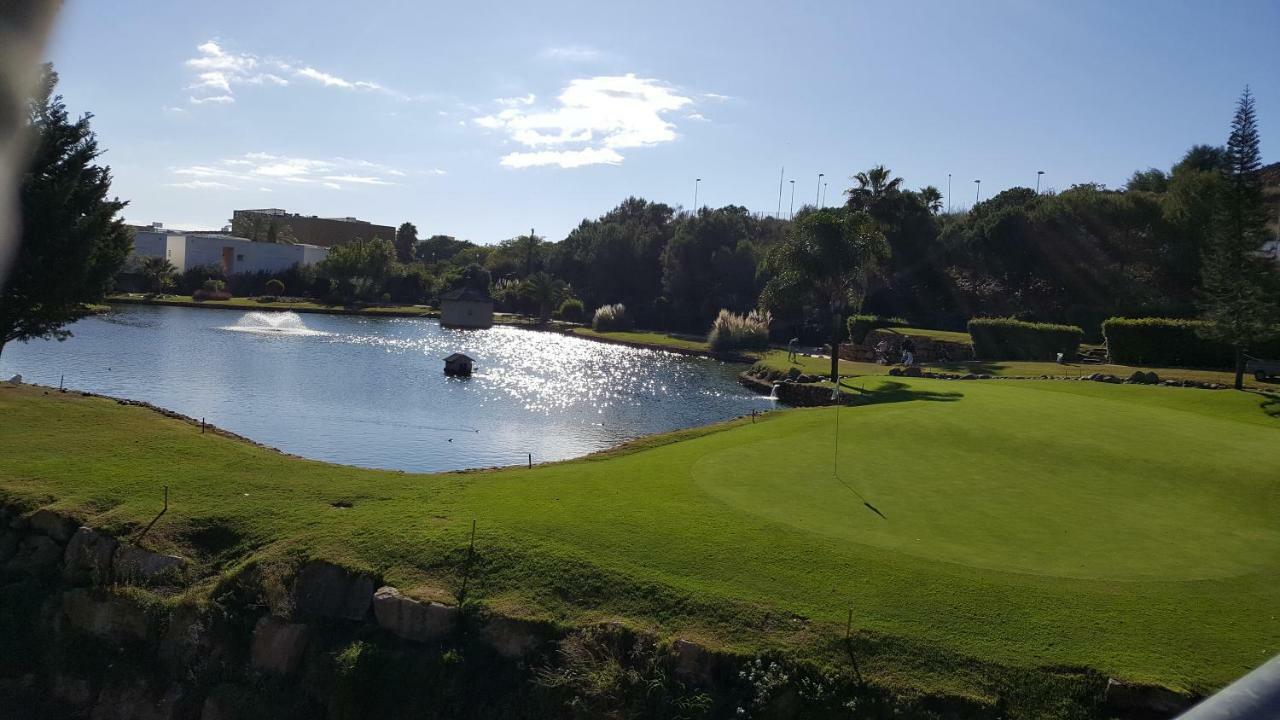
[1,305,773,472]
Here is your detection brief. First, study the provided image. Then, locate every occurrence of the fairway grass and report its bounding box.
[2,380,1278,699]
[569,327,714,353]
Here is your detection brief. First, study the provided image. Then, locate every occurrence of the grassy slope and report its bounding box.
[570,327,713,353]
[759,350,1272,389]
[2,382,1278,697]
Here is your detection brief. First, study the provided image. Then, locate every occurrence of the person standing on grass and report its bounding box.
[874,338,890,364]
[901,337,915,367]
[788,337,800,362]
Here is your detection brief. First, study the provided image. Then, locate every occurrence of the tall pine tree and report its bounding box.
[0,64,131,358]
[1199,86,1279,389]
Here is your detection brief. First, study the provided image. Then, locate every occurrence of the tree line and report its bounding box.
[3,67,1277,389]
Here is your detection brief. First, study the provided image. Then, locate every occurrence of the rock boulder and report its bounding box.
[372,586,458,642]
[63,527,119,585]
[249,617,311,675]
[291,561,375,620]
[62,589,150,643]
[4,535,62,575]
[113,545,187,586]
[29,509,78,543]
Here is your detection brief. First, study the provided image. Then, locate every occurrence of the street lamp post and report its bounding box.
[822,181,828,208]
[974,179,981,204]
[789,180,796,220]
[947,173,952,214]
[1036,170,1045,194]
[776,166,785,217]
[816,172,824,207]
[693,178,701,211]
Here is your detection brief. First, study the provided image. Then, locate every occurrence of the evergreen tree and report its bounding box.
[1199,87,1279,389]
[0,65,131,358]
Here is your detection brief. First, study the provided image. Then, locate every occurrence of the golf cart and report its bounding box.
[1245,354,1280,381]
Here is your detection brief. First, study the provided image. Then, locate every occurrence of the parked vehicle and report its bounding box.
[1245,355,1280,381]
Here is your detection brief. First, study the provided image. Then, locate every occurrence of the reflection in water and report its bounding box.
[2,305,772,472]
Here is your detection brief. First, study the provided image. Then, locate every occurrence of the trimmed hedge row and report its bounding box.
[847,314,909,344]
[968,318,1084,360]
[1102,317,1280,368]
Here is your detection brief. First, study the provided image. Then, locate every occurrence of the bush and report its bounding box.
[968,317,1083,360]
[592,303,633,331]
[265,278,285,296]
[846,314,909,344]
[707,309,772,351]
[1101,317,1280,368]
[557,297,585,322]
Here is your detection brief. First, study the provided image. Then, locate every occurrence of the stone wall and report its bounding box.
[0,501,1188,719]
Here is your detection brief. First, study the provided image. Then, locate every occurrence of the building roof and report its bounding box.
[443,353,474,363]
[440,287,493,303]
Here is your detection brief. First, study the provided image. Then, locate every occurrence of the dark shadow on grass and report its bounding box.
[1261,394,1280,419]
[922,360,1011,375]
[838,378,964,406]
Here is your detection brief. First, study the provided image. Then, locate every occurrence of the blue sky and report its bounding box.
[47,0,1279,243]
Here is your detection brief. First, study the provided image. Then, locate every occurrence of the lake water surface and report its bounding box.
[1,305,772,472]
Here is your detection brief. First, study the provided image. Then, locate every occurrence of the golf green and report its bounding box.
[692,379,1280,580]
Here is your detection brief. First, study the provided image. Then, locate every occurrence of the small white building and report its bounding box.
[128,230,328,275]
[439,288,494,329]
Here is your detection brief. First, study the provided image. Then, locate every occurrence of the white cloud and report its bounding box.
[323,182,342,190]
[541,46,602,62]
[169,153,404,189]
[496,93,536,107]
[182,40,398,105]
[426,168,448,176]
[686,112,708,122]
[474,74,696,168]
[323,175,393,185]
[702,92,733,102]
[162,105,187,115]
[167,180,232,190]
[500,148,624,169]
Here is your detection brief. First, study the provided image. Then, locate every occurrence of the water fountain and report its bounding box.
[223,311,327,336]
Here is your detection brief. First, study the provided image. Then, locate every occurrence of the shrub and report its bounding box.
[967,317,1083,360]
[265,278,285,296]
[846,314,909,344]
[1101,317,1280,368]
[557,297,585,322]
[707,309,772,351]
[192,278,231,301]
[592,303,633,331]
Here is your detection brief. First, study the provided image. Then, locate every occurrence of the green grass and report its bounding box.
[570,327,713,353]
[759,350,1272,389]
[2,381,1278,700]
[109,293,438,317]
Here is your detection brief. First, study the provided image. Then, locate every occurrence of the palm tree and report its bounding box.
[524,271,566,324]
[845,165,903,211]
[139,256,176,294]
[919,186,944,214]
[761,209,889,384]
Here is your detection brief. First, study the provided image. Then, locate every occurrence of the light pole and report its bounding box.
[822,181,828,208]
[693,178,701,211]
[789,180,796,219]
[776,166,785,217]
[974,179,981,204]
[816,172,824,207]
[947,173,952,214]
[1036,170,1045,194]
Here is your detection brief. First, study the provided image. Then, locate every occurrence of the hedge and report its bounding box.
[967,318,1084,361]
[846,314,909,344]
[1102,317,1280,368]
